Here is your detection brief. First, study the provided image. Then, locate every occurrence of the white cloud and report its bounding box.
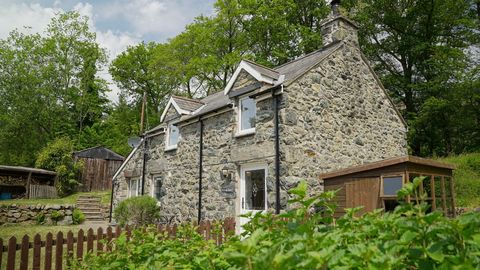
[0,2,59,39]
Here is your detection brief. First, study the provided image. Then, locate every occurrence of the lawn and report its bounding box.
[436,152,480,208]
[0,224,92,240]
[0,191,111,207]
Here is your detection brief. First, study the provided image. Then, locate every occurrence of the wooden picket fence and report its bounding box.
[0,218,235,270]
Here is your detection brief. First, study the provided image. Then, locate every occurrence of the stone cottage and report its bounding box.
[111,5,408,228]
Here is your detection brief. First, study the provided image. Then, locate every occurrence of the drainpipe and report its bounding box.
[141,136,148,195]
[273,88,281,214]
[109,177,115,223]
[198,119,204,223]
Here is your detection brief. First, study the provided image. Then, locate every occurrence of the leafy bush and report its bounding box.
[50,210,63,225]
[77,179,480,269]
[72,209,85,225]
[113,196,160,227]
[36,212,46,225]
[35,137,84,196]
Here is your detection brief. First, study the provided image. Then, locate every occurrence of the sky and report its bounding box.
[0,0,216,102]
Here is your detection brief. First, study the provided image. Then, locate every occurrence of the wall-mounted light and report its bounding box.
[222,169,232,181]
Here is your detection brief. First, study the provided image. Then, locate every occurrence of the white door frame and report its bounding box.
[238,163,268,232]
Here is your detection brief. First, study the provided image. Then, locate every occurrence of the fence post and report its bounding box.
[115,226,122,238]
[7,236,16,270]
[20,235,29,270]
[205,221,211,241]
[0,238,3,269]
[55,232,64,270]
[97,228,104,255]
[106,227,113,252]
[45,233,53,270]
[33,234,41,270]
[87,229,94,253]
[77,230,84,261]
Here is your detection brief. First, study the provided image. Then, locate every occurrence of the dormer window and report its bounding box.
[238,96,256,135]
[165,124,179,150]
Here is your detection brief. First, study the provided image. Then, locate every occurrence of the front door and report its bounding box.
[239,164,267,231]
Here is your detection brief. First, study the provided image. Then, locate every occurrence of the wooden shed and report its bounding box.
[73,146,124,192]
[0,165,57,199]
[320,156,456,218]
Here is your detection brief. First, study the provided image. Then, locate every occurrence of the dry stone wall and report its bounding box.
[0,204,75,226]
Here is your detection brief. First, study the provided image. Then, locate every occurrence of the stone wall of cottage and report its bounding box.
[280,43,408,192]
[112,92,287,223]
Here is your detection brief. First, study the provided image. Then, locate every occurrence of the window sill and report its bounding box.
[234,129,256,138]
[164,145,178,152]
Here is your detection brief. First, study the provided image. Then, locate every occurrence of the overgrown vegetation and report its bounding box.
[113,196,160,227]
[437,153,480,207]
[35,137,83,196]
[76,180,480,269]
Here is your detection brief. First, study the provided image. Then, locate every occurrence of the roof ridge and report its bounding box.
[242,59,280,74]
[274,40,342,70]
[172,95,205,104]
[74,145,103,153]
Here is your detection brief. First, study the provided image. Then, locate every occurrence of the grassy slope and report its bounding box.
[0,191,111,206]
[436,152,480,208]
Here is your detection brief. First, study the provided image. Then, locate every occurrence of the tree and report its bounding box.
[35,137,83,196]
[343,0,480,156]
[0,12,108,165]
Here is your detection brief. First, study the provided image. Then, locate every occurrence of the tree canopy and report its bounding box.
[0,1,478,167]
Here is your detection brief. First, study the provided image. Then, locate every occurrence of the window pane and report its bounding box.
[154,178,162,201]
[245,169,266,210]
[168,125,179,146]
[383,176,403,196]
[240,97,256,130]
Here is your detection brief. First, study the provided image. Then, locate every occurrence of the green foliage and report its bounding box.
[342,0,480,156]
[113,196,160,227]
[77,180,480,269]
[437,153,480,207]
[36,212,46,225]
[35,137,83,196]
[72,209,85,225]
[0,11,108,166]
[50,210,63,225]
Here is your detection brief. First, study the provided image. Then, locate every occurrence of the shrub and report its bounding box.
[114,196,160,227]
[36,212,46,225]
[50,210,63,225]
[35,137,84,196]
[72,209,85,225]
[77,179,480,269]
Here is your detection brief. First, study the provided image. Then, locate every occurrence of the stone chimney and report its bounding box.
[320,0,359,47]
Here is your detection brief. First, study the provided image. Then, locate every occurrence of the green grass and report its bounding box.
[0,191,111,207]
[436,152,480,208]
[0,224,89,240]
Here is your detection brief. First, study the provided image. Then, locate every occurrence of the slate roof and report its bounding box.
[275,41,342,85]
[74,146,124,161]
[146,40,344,133]
[171,96,204,112]
[242,59,280,80]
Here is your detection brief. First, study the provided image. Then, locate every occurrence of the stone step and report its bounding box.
[76,199,101,203]
[82,210,103,215]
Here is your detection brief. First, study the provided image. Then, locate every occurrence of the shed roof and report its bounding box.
[0,165,56,175]
[74,146,124,161]
[319,155,455,180]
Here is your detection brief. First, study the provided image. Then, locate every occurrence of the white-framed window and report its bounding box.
[129,179,139,197]
[165,123,179,150]
[237,96,256,135]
